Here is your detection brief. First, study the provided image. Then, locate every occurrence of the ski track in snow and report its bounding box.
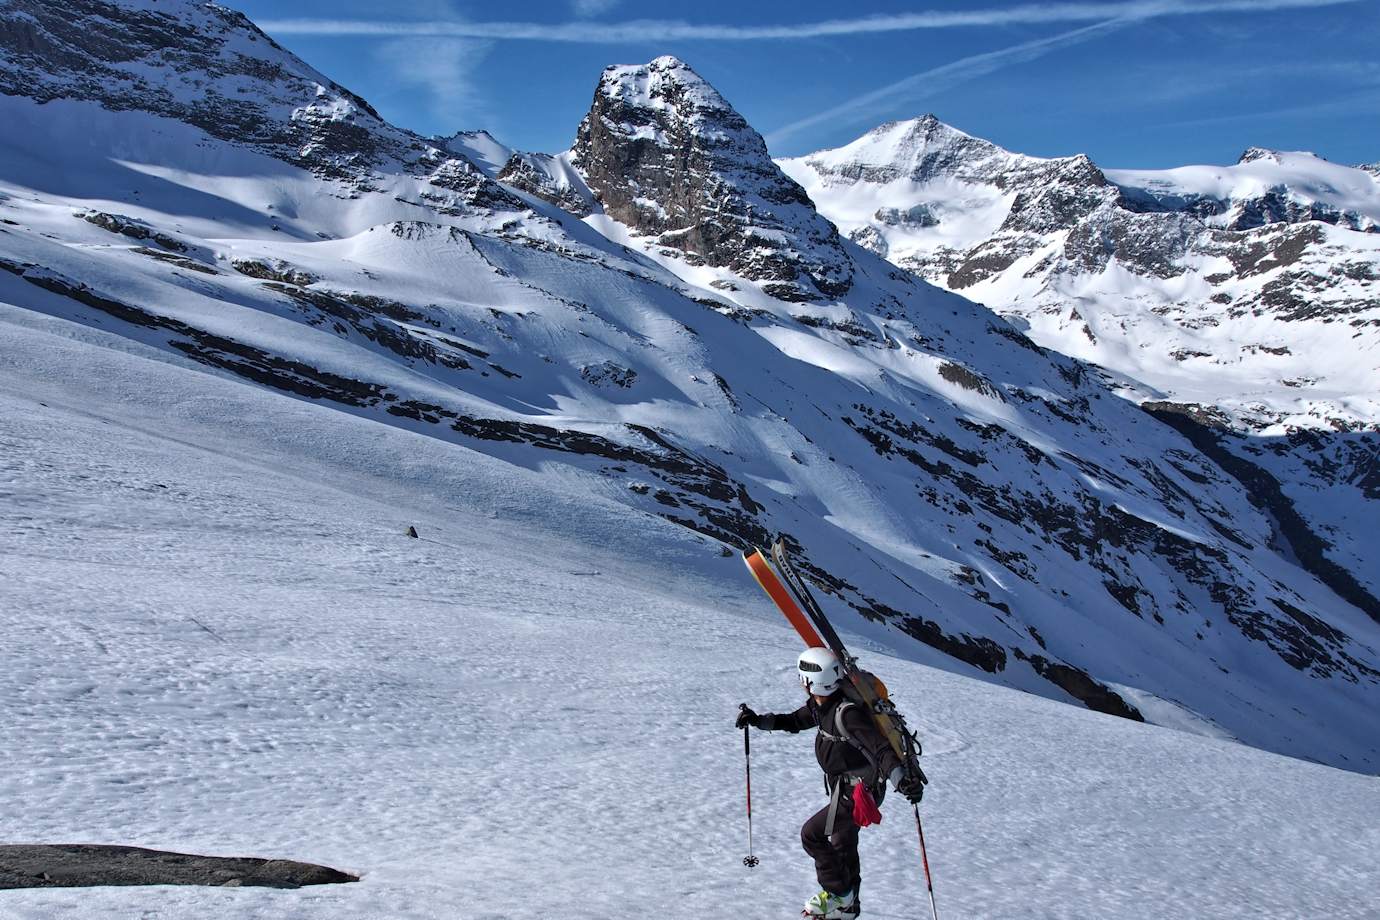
[1,313,1377,920]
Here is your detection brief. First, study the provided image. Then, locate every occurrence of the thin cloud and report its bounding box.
[571,0,622,17]
[373,37,494,130]
[1122,59,1380,106]
[1145,87,1380,131]
[765,19,1132,147]
[261,0,1363,42]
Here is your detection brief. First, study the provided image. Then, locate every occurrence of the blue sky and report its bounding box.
[237,0,1380,168]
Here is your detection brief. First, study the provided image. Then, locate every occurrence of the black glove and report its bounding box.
[897,770,927,805]
[735,705,761,730]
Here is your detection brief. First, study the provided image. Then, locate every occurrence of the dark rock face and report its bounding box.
[80,211,187,252]
[497,153,595,217]
[571,56,853,301]
[946,155,1204,290]
[0,844,357,889]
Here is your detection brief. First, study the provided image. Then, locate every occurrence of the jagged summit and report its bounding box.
[570,56,853,301]
[594,56,737,124]
[1239,146,1283,164]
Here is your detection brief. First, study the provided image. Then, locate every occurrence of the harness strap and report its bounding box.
[824,771,872,837]
[824,776,843,838]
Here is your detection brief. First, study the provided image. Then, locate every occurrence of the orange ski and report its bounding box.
[743,548,826,648]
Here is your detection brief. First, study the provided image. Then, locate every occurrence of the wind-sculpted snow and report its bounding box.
[1,4,1378,773]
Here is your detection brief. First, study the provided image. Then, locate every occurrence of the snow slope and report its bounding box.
[2,304,1378,920]
[1,0,1378,779]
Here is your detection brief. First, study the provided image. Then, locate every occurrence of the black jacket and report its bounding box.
[759,693,902,784]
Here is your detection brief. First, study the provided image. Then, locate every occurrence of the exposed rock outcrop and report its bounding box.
[571,56,852,301]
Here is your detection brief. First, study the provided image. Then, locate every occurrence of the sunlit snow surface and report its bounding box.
[2,304,1378,919]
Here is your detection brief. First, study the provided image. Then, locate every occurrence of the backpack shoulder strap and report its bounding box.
[817,699,852,742]
[835,702,884,776]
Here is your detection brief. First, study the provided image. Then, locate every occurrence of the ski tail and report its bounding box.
[767,539,927,785]
[770,540,853,666]
[743,548,826,649]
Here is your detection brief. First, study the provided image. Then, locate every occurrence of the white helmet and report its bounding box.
[797,647,843,695]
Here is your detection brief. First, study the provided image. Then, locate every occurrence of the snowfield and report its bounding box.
[2,303,1377,920]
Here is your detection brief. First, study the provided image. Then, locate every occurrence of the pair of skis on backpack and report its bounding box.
[743,539,928,794]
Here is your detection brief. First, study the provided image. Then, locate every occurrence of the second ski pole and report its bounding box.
[741,704,759,868]
[914,804,939,920]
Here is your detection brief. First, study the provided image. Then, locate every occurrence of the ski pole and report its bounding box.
[913,805,939,920]
[740,704,760,868]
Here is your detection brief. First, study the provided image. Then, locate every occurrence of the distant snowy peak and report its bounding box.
[791,113,1037,186]
[1110,149,1380,233]
[570,56,853,301]
[1239,146,1289,164]
[781,115,1116,280]
[0,0,517,210]
[787,116,1380,434]
[1363,162,1380,178]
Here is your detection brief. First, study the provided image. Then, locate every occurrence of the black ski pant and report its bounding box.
[801,786,861,897]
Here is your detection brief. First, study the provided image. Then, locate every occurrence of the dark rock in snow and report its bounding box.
[0,844,357,889]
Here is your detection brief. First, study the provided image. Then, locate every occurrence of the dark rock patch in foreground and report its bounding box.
[0,844,358,890]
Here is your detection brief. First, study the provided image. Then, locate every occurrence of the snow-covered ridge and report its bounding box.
[0,0,516,208]
[1109,148,1380,233]
[1,1,1378,775]
[440,129,513,179]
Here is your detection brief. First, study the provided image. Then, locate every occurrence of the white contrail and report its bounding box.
[764,19,1132,146]
[260,0,1364,41]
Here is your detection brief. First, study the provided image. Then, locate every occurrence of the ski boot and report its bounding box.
[803,888,859,918]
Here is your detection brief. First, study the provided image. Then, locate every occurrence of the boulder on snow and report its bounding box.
[0,844,358,890]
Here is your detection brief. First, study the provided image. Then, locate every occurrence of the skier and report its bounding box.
[737,647,926,919]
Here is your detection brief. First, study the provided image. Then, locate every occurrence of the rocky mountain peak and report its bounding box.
[571,56,852,301]
[1237,147,1324,166]
[593,56,738,127]
[1239,147,1282,164]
